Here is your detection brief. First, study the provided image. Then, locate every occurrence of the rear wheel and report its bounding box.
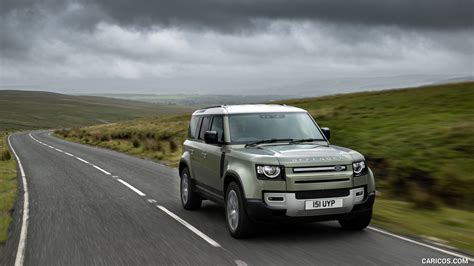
[338,209,372,230]
[180,167,202,210]
[225,182,254,238]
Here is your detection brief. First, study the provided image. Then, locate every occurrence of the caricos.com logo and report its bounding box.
[422,257,470,265]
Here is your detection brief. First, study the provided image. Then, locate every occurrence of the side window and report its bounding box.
[188,116,199,139]
[210,116,224,142]
[198,116,212,140]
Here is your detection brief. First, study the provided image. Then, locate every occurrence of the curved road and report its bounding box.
[2,131,472,265]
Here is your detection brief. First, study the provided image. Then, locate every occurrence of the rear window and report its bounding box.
[188,116,199,139]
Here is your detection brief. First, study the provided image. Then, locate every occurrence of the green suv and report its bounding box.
[179,105,375,238]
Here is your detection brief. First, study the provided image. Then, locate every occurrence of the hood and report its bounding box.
[235,144,364,166]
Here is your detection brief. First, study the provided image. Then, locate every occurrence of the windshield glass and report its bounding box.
[228,112,325,144]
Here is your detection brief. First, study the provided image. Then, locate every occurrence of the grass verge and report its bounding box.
[0,132,17,246]
[373,198,474,254]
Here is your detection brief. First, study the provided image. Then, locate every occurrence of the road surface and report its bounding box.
[2,131,472,265]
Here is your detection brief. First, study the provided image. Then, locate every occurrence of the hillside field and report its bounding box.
[0,90,192,132]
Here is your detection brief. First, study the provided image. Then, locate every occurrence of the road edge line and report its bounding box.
[156,205,221,248]
[8,134,29,266]
[368,226,473,262]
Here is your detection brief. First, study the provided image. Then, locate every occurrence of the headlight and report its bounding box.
[256,165,282,179]
[352,161,367,177]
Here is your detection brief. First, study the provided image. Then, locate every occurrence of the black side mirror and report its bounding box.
[321,127,331,140]
[204,131,219,144]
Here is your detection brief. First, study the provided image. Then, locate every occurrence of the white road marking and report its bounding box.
[156,205,221,248]
[9,135,29,266]
[117,179,146,196]
[75,157,90,164]
[368,227,474,262]
[92,165,111,175]
[31,132,224,252]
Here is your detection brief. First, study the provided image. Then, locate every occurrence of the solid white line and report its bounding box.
[92,165,111,175]
[117,179,146,196]
[8,135,29,266]
[156,205,221,248]
[75,157,90,164]
[64,152,74,157]
[368,227,474,261]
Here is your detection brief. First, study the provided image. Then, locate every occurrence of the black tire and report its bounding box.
[225,182,254,238]
[338,209,372,230]
[180,167,202,210]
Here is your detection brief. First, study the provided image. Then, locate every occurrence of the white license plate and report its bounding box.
[305,198,343,210]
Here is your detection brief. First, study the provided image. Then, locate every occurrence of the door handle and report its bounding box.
[201,151,207,158]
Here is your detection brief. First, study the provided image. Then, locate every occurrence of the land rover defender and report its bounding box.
[179,105,375,238]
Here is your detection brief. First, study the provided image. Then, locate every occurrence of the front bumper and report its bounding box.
[246,189,375,222]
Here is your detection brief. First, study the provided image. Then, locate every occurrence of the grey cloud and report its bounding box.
[0,0,472,94]
[91,0,474,32]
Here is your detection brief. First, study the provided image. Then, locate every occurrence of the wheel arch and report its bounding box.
[179,159,189,178]
[223,170,245,198]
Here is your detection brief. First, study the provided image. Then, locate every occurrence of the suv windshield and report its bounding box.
[228,112,325,144]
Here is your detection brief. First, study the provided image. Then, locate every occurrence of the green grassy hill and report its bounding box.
[0,90,193,131]
[280,82,474,210]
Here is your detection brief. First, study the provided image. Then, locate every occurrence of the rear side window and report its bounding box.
[188,116,199,139]
[198,116,212,140]
[210,116,224,142]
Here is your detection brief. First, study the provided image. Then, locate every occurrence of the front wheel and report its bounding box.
[338,209,372,230]
[225,182,254,238]
[180,168,202,210]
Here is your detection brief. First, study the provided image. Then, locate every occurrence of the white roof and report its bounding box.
[192,104,306,116]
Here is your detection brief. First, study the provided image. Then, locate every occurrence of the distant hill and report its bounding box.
[0,90,192,131]
[88,94,293,106]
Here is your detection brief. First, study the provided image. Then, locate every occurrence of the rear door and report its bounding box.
[192,116,212,184]
[185,116,202,179]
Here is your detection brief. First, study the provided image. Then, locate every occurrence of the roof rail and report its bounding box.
[200,105,226,110]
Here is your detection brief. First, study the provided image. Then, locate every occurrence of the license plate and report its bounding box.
[305,198,343,210]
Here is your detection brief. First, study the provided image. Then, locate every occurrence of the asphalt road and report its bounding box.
[2,131,471,265]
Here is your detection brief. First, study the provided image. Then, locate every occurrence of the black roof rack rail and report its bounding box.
[200,105,226,110]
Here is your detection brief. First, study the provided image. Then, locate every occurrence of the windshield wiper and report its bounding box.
[290,138,325,144]
[245,138,294,147]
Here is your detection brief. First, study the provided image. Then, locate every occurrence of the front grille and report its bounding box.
[294,178,350,184]
[295,188,350,199]
[293,165,347,173]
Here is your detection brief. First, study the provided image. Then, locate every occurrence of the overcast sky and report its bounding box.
[0,0,473,95]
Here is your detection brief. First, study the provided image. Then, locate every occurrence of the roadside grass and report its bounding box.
[373,198,474,254]
[0,133,17,246]
[56,114,189,167]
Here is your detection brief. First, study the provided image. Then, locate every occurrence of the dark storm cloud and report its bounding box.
[85,0,474,32]
[3,0,473,32]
